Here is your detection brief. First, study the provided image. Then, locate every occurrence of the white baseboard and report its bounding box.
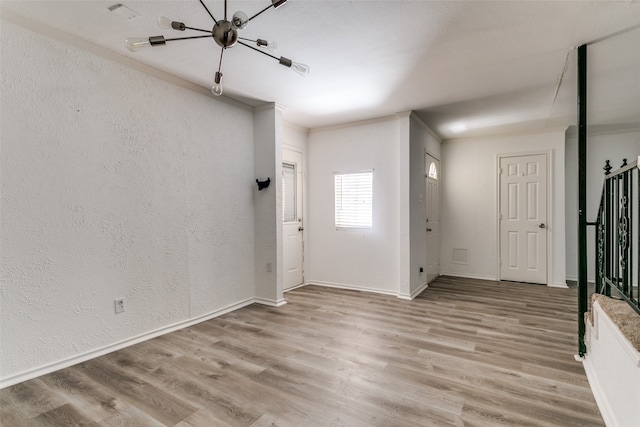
[308,280,398,297]
[398,281,429,300]
[283,282,308,292]
[548,282,569,289]
[443,272,570,288]
[440,271,497,281]
[254,297,287,307]
[0,297,262,389]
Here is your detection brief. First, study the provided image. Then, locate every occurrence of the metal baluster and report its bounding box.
[631,166,635,306]
[622,164,629,295]
[604,163,612,296]
[615,173,620,296]
[596,203,603,295]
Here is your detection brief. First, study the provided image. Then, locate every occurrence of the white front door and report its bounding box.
[499,154,548,284]
[425,153,441,284]
[282,149,304,290]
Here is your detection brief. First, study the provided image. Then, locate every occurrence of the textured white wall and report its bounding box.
[565,128,640,281]
[408,115,441,296]
[441,130,566,285]
[1,20,255,382]
[307,117,401,294]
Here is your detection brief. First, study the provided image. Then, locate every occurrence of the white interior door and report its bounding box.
[425,153,441,284]
[499,154,548,284]
[282,149,304,290]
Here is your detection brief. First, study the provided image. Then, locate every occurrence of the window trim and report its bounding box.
[334,170,373,230]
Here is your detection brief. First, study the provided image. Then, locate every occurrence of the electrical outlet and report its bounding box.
[114,298,125,314]
[266,262,272,273]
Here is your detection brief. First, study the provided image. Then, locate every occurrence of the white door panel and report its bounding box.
[499,154,547,284]
[283,149,304,290]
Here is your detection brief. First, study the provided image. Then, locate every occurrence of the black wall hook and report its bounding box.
[256,178,271,191]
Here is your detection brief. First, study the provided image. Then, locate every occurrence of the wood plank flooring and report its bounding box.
[1,276,604,426]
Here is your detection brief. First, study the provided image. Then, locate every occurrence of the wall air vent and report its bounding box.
[108,3,140,20]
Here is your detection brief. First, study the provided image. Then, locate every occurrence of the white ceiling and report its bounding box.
[3,0,640,138]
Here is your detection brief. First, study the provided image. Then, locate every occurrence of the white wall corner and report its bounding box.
[408,112,442,143]
[399,115,412,298]
[253,297,287,307]
[398,281,429,300]
[253,105,284,303]
[548,282,569,289]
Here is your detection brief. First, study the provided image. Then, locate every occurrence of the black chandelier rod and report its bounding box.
[247,4,274,23]
[199,0,218,24]
[248,0,287,23]
[185,27,212,33]
[164,34,213,42]
[238,36,269,45]
[217,47,225,74]
[238,40,278,61]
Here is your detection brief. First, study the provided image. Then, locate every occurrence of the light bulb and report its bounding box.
[232,11,248,29]
[125,37,150,52]
[211,72,223,96]
[158,16,172,29]
[158,16,185,31]
[257,39,278,53]
[211,83,223,96]
[290,61,310,77]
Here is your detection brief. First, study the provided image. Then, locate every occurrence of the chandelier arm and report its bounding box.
[247,4,273,23]
[198,0,218,24]
[185,26,213,33]
[237,40,279,61]
[164,35,214,42]
[238,37,258,43]
[217,47,225,74]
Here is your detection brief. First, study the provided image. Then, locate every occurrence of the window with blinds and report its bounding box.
[282,163,296,222]
[334,171,373,229]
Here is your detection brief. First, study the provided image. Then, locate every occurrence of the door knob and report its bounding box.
[539,223,546,229]
[426,228,432,232]
[298,226,304,231]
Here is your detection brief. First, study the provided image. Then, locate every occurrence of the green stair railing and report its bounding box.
[594,157,640,316]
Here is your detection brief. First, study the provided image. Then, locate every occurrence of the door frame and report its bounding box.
[425,150,441,285]
[496,150,553,285]
[282,145,306,291]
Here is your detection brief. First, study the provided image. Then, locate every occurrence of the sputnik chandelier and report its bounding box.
[126,0,309,96]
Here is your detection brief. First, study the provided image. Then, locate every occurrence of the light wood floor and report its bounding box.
[1,276,604,426]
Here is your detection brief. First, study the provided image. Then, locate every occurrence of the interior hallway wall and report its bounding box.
[441,130,567,286]
[307,116,402,295]
[1,19,256,385]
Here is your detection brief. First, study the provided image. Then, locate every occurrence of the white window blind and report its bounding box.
[334,172,373,229]
[282,163,296,222]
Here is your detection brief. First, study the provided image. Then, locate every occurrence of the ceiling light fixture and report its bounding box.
[126,0,309,96]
